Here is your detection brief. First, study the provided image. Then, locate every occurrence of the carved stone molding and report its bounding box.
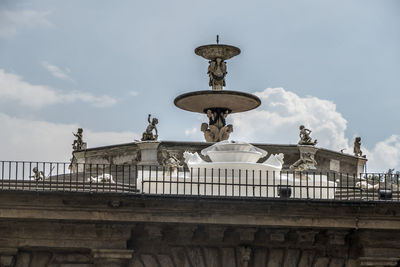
[358,257,400,267]
[92,249,133,267]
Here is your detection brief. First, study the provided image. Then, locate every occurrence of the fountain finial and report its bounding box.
[194,39,240,90]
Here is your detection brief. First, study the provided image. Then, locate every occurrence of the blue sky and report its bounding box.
[0,0,399,171]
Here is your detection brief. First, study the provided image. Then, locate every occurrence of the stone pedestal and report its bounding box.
[357,157,367,174]
[92,249,133,267]
[136,141,160,166]
[290,145,318,172]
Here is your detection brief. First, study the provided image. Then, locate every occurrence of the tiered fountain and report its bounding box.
[139,37,335,199]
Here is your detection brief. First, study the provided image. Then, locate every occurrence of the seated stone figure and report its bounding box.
[298,125,317,146]
[142,114,158,141]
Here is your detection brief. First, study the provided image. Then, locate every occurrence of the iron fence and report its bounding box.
[0,161,399,202]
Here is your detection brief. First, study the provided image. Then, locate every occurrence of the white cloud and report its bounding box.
[366,135,400,172]
[0,9,51,39]
[231,88,349,150]
[41,61,72,81]
[0,113,139,162]
[0,69,117,108]
[229,87,399,172]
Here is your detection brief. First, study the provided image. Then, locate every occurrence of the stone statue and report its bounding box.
[201,109,233,142]
[298,125,317,146]
[72,128,86,151]
[207,58,227,90]
[141,114,158,141]
[30,167,45,181]
[290,152,317,172]
[353,137,363,157]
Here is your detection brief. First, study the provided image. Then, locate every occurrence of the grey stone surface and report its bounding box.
[1,191,400,266]
[73,140,367,175]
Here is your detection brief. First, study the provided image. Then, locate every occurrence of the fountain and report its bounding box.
[138,38,336,199]
[183,140,284,177]
[174,36,261,142]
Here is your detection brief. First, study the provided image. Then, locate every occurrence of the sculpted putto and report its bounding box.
[142,114,158,141]
[207,57,227,90]
[298,125,317,146]
[353,137,363,157]
[72,128,86,151]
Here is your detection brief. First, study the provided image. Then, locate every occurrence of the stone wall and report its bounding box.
[73,141,367,175]
[0,191,399,266]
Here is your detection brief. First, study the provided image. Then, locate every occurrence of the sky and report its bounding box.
[0,0,399,172]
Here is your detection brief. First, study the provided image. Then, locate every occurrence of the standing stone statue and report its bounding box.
[30,167,45,181]
[141,114,158,141]
[353,137,363,157]
[207,58,227,90]
[298,125,317,146]
[72,128,86,151]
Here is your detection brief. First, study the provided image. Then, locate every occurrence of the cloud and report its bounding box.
[229,88,399,172]
[366,135,400,172]
[0,69,117,108]
[41,61,72,81]
[231,88,349,150]
[0,113,139,162]
[0,9,51,39]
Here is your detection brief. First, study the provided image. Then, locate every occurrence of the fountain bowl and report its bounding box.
[207,150,263,163]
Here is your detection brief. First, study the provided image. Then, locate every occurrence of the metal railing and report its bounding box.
[0,161,399,202]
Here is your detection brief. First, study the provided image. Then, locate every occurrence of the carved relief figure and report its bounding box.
[142,114,158,141]
[160,150,183,175]
[201,109,233,142]
[353,137,363,157]
[290,152,317,171]
[207,58,227,90]
[238,246,252,267]
[298,125,317,146]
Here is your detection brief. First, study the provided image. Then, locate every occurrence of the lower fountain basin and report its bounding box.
[207,150,263,163]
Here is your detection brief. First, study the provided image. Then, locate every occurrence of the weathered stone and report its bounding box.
[186,247,206,267]
[14,252,31,267]
[270,231,287,242]
[156,254,174,267]
[30,251,52,267]
[283,249,301,267]
[267,249,284,267]
[202,247,220,267]
[170,247,191,267]
[139,254,159,267]
[92,249,133,267]
[298,250,315,267]
[358,257,400,266]
[329,258,345,267]
[221,248,236,267]
[313,257,330,267]
[252,248,267,267]
[0,255,14,267]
